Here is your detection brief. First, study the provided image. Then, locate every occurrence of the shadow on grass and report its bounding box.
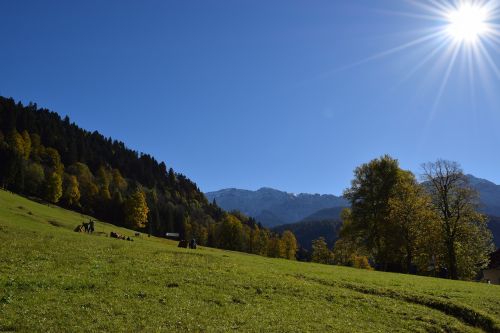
[292,274,500,333]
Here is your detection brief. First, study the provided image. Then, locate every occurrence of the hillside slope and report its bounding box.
[0,96,223,240]
[1,190,500,332]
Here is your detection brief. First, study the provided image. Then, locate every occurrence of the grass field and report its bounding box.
[0,190,499,332]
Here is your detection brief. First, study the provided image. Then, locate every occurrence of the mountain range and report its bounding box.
[466,175,500,216]
[205,187,348,227]
[206,174,500,249]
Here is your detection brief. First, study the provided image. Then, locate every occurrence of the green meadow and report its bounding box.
[0,189,499,333]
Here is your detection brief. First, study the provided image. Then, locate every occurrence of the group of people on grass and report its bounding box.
[178,238,197,249]
[74,219,94,233]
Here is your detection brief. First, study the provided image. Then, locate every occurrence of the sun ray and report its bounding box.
[399,40,450,84]
[476,40,500,78]
[295,29,446,87]
[299,0,500,104]
[333,29,446,73]
[430,43,461,117]
[405,0,453,18]
[372,8,444,22]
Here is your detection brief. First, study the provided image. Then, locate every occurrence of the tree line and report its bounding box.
[0,97,297,260]
[308,155,493,280]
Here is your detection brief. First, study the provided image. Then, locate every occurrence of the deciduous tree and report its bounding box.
[124,189,149,229]
[267,234,285,258]
[217,214,243,251]
[24,162,45,196]
[388,170,437,273]
[343,155,401,269]
[422,160,493,279]
[44,171,62,203]
[281,230,298,260]
[311,237,333,264]
[63,174,81,207]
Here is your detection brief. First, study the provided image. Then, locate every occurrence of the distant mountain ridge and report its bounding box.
[466,174,500,216]
[205,187,348,227]
[206,175,500,248]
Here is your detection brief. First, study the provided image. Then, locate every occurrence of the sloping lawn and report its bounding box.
[0,190,499,332]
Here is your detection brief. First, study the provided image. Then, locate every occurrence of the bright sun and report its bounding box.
[446,4,490,43]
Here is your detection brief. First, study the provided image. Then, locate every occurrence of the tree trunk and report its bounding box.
[447,240,458,279]
[406,246,413,274]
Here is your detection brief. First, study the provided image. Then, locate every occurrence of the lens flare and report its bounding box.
[446,4,489,43]
[314,0,500,110]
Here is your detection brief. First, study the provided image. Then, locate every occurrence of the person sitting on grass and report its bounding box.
[189,238,197,249]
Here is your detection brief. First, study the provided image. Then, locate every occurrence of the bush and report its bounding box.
[352,255,372,270]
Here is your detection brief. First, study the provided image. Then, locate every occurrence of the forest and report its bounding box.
[0,97,297,260]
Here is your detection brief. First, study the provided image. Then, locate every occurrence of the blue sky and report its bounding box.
[1,0,500,195]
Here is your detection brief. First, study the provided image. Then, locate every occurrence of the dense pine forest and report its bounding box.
[0,97,297,259]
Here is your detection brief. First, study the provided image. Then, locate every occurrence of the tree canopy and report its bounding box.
[335,156,494,280]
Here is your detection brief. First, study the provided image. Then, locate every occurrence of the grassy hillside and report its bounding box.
[1,190,499,332]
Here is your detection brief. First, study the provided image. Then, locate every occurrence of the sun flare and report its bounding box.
[446,4,490,43]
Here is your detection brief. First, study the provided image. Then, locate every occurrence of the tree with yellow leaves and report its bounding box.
[44,172,62,204]
[281,230,298,260]
[124,189,149,228]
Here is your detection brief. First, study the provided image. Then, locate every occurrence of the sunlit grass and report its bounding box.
[0,190,499,332]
